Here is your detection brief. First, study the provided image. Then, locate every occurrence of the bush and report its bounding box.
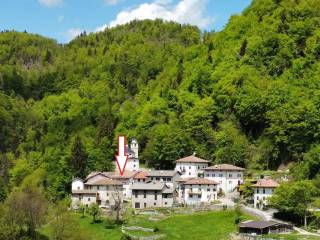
[154,226,159,232]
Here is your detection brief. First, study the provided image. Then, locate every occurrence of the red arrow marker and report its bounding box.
[115,136,128,176]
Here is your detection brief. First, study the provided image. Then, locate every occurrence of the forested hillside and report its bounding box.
[1,0,320,201]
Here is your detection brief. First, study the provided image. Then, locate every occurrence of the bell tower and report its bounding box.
[130,138,139,158]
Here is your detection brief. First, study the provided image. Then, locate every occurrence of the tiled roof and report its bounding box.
[238,220,291,229]
[131,182,165,190]
[146,170,180,177]
[204,164,245,171]
[252,179,279,188]
[133,171,148,179]
[103,170,139,179]
[85,178,123,186]
[176,155,210,163]
[72,190,97,194]
[183,178,218,185]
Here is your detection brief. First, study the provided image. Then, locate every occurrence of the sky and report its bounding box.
[0,0,252,43]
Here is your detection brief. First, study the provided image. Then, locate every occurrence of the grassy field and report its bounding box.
[260,234,320,240]
[41,210,255,240]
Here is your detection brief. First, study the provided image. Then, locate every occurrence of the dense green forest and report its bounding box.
[1,0,320,203]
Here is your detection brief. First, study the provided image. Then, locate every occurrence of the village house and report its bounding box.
[131,182,174,209]
[177,178,218,205]
[203,164,245,193]
[125,138,139,171]
[71,176,123,208]
[145,170,181,187]
[253,179,279,209]
[133,171,148,183]
[175,154,210,178]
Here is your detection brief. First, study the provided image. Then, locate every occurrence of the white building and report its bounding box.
[253,179,279,209]
[71,174,123,208]
[177,178,218,205]
[126,138,139,171]
[204,164,245,193]
[175,154,210,178]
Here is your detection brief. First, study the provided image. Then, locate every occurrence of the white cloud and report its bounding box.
[96,0,212,31]
[38,0,63,7]
[66,28,83,41]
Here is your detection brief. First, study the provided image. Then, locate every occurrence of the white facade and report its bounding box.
[72,178,84,191]
[204,170,243,193]
[253,187,275,209]
[125,138,139,171]
[175,162,209,178]
[177,179,218,205]
[126,158,139,172]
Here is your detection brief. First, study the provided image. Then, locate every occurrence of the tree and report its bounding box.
[111,187,123,223]
[270,181,319,228]
[70,135,88,178]
[49,200,91,240]
[88,203,101,223]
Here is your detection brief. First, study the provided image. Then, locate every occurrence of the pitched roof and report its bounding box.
[85,178,123,186]
[85,171,108,180]
[162,187,174,194]
[183,178,218,185]
[131,182,165,190]
[239,221,285,229]
[103,170,139,179]
[146,170,180,177]
[134,171,148,179]
[252,179,279,188]
[204,164,245,171]
[176,155,210,163]
[72,190,97,194]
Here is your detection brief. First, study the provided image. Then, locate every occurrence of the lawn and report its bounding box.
[41,210,254,240]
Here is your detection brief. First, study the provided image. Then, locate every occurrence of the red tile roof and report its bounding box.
[252,179,279,188]
[204,164,245,171]
[183,178,218,185]
[176,155,210,163]
[133,171,148,179]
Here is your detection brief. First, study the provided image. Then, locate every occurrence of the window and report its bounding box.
[144,203,147,208]
[156,177,160,181]
[154,203,156,206]
[107,193,109,196]
[263,189,265,194]
[257,196,259,200]
[163,194,168,198]
[229,174,232,178]
[88,198,91,201]
[189,173,191,175]
[219,174,223,177]
[237,174,241,178]
[77,186,80,190]
[144,190,146,198]
[207,188,210,192]
[257,189,259,194]
[155,191,157,200]
[135,191,138,198]
[198,195,201,198]
[206,174,209,177]
[134,165,136,167]
[167,177,171,181]
[229,181,232,184]
[97,186,100,190]
[198,166,200,170]
[165,202,167,205]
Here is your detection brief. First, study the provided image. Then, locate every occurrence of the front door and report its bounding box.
[135,202,140,208]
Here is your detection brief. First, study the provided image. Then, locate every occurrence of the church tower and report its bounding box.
[130,138,139,158]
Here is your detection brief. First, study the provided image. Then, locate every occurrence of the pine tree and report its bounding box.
[70,136,88,178]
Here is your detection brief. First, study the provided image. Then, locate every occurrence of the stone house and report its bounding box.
[145,170,181,187]
[131,182,174,209]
